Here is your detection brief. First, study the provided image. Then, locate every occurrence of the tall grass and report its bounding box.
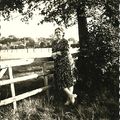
[0,94,79,120]
[0,92,113,120]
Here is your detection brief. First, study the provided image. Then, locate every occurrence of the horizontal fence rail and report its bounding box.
[0,47,79,60]
[0,74,38,86]
[0,59,34,68]
[0,86,51,106]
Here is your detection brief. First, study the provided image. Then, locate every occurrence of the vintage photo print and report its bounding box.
[0,0,119,120]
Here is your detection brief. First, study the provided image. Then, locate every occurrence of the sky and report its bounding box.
[0,12,79,41]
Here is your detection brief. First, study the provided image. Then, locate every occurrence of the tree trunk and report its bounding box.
[76,4,89,79]
[76,5,88,48]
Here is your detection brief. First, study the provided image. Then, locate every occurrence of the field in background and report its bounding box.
[0,48,52,60]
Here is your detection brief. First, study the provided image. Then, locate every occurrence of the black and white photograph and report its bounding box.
[0,0,119,120]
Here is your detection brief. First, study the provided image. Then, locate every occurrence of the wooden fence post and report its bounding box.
[43,62,49,101]
[8,67,17,110]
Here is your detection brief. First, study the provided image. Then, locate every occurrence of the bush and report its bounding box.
[76,23,119,119]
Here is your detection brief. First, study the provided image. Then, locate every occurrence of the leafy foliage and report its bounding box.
[76,10,119,102]
[0,0,119,28]
[75,19,119,119]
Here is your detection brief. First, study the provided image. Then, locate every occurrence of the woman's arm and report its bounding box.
[68,51,75,69]
[52,51,61,59]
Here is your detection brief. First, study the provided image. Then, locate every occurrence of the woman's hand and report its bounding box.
[52,51,61,59]
[56,51,61,56]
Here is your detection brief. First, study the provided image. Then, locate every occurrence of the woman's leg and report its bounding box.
[69,86,74,94]
[63,87,77,104]
[64,88,71,105]
[64,86,74,105]
[69,86,77,103]
[63,87,72,96]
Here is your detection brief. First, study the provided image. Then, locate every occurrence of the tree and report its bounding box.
[0,35,18,44]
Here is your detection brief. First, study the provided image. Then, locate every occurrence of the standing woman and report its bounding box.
[52,27,77,105]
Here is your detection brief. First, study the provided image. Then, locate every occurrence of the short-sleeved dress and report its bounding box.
[52,38,74,90]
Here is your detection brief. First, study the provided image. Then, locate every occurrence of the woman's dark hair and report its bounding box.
[55,27,65,37]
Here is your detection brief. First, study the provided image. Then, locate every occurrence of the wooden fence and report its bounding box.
[0,59,51,111]
[0,46,79,111]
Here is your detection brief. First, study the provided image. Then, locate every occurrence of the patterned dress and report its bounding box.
[52,38,74,90]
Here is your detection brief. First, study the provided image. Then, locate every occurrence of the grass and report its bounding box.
[0,92,115,120]
[0,94,79,120]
